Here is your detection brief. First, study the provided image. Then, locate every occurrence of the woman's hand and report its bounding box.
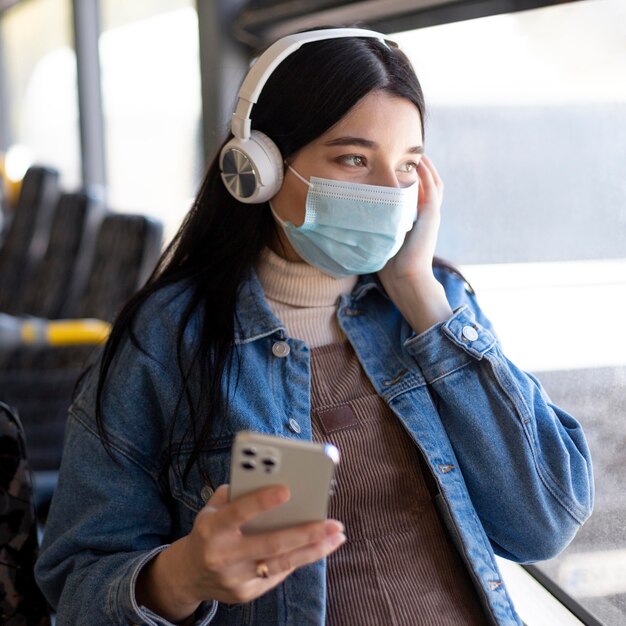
[136,484,345,622]
[378,155,453,334]
[380,154,443,285]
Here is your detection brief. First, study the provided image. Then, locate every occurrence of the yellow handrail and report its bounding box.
[0,315,111,348]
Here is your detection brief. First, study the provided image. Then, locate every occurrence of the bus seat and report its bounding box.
[16,191,103,319]
[0,167,60,315]
[67,212,163,321]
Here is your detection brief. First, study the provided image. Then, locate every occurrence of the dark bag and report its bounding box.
[0,402,50,625]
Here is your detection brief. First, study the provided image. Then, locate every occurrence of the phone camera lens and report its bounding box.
[262,457,277,473]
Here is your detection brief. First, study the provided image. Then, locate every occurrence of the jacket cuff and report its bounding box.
[114,545,218,625]
[404,305,497,382]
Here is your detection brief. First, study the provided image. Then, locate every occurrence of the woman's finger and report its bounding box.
[417,160,439,197]
[201,483,229,512]
[421,154,444,188]
[206,517,344,568]
[239,519,344,562]
[221,528,347,588]
[218,485,291,530]
[260,531,347,578]
[195,526,346,603]
[416,158,444,216]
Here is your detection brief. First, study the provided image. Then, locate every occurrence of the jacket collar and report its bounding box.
[232,270,387,345]
[233,270,285,345]
[351,273,387,301]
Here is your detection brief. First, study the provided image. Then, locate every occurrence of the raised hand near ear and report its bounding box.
[378,155,452,334]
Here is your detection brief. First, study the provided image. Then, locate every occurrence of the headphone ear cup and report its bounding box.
[219,131,284,204]
[251,131,284,201]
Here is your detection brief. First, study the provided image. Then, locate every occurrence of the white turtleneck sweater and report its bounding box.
[255,247,358,348]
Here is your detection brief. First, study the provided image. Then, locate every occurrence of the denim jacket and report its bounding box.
[35,267,594,625]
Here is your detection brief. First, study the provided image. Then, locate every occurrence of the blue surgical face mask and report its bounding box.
[270,166,418,278]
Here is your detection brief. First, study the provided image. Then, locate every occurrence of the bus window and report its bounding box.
[99,0,202,243]
[0,0,80,189]
[395,0,626,623]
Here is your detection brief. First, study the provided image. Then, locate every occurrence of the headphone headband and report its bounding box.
[231,28,399,140]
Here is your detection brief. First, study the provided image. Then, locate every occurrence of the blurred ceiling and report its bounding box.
[233,0,583,49]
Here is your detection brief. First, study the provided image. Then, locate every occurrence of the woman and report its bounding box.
[35,28,593,625]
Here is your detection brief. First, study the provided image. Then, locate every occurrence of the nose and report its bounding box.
[371,165,403,188]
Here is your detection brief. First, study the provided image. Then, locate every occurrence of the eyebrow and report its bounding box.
[324,136,424,154]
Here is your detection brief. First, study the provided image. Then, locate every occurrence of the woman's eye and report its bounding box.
[399,161,419,173]
[339,155,366,167]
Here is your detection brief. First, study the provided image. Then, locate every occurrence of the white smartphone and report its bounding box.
[229,431,340,534]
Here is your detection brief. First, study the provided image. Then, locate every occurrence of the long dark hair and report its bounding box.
[96,35,431,481]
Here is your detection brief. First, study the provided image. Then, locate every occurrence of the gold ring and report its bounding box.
[255,561,270,579]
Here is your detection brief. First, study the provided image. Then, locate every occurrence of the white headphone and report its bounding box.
[219,28,398,204]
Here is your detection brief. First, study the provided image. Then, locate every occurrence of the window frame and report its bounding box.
[523,564,606,626]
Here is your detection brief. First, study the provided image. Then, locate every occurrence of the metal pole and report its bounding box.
[196,0,249,164]
[72,0,106,194]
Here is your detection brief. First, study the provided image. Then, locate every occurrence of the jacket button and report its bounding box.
[272,341,290,357]
[462,325,478,342]
[288,418,301,434]
[200,485,214,503]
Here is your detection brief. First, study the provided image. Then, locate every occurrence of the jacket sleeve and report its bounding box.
[34,338,218,625]
[403,270,594,563]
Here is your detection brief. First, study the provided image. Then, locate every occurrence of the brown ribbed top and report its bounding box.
[310,341,487,626]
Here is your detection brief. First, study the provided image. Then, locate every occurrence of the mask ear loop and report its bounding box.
[270,163,312,228]
[269,200,289,227]
[287,164,312,188]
